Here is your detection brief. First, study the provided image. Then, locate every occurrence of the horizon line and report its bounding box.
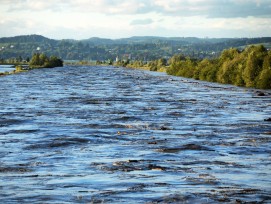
[1,34,271,41]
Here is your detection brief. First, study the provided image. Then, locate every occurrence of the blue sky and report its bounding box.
[1,0,271,39]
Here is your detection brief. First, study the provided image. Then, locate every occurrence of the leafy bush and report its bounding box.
[30,53,63,68]
[166,45,271,89]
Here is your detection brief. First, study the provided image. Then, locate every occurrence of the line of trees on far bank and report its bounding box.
[128,45,271,89]
[166,45,271,89]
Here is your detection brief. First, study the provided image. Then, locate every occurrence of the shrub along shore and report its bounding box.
[0,53,63,76]
[1,45,270,89]
[125,45,271,89]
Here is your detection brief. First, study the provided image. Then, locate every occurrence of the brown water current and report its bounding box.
[0,66,271,203]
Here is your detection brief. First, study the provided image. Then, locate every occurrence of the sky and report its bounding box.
[0,0,271,40]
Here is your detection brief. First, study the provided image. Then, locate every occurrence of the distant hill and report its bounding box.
[81,37,115,45]
[0,35,270,61]
[0,34,56,44]
[82,36,229,45]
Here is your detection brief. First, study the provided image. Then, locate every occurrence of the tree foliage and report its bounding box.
[29,53,63,68]
[166,45,271,89]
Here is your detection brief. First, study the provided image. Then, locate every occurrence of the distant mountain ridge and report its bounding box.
[0,34,271,61]
[81,36,271,45]
[0,34,56,44]
[2,34,270,45]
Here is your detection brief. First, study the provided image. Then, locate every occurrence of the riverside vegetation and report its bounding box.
[125,45,271,89]
[29,53,63,68]
[0,53,63,76]
[1,40,270,89]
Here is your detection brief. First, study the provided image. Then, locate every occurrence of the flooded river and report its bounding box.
[0,66,270,203]
[0,65,15,73]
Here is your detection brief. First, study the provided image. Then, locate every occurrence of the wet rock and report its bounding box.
[216,188,263,203]
[160,126,171,131]
[9,129,39,134]
[157,148,183,153]
[185,175,219,185]
[92,160,168,172]
[157,144,213,153]
[24,137,90,150]
[0,166,32,173]
[257,92,266,96]
[0,119,24,127]
[127,183,147,191]
[148,141,158,145]
[148,164,166,171]
[82,98,101,104]
[264,118,271,122]
[182,144,212,151]
[127,160,139,163]
[148,194,208,204]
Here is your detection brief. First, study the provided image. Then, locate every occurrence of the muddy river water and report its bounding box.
[0,66,270,203]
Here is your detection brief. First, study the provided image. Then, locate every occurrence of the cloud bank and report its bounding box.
[0,0,271,39]
[3,0,271,17]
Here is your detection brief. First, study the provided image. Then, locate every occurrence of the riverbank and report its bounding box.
[0,64,26,75]
[124,45,271,89]
[0,54,63,76]
[1,45,270,89]
[0,64,66,76]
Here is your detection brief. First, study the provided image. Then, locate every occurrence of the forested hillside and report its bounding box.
[1,35,271,62]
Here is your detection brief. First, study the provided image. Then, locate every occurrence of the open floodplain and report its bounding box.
[0,66,271,203]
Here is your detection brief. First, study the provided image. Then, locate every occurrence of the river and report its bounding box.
[0,66,270,203]
[0,65,15,73]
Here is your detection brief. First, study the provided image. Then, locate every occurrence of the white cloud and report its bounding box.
[0,0,270,39]
[2,0,271,17]
[151,0,271,18]
[130,18,154,25]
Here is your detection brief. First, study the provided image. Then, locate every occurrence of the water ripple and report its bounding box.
[0,66,270,203]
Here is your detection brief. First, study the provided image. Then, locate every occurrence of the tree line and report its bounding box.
[29,53,63,68]
[165,45,271,89]
[126,45,271,89]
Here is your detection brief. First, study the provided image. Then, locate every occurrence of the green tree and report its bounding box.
[29,53,63,68]
[29,53,41,66]
[39,53,49,65]
[149,58,167,71]
[45,56,63,68]
[198,59,212,81]
[243,52,262,87]
[148,61,158,71]
[256,69,271,89]
[219,48,240,62]
[167,54,185,75]
[256,54,271,89]
[157,58,167,67]
[262,55,271,70]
